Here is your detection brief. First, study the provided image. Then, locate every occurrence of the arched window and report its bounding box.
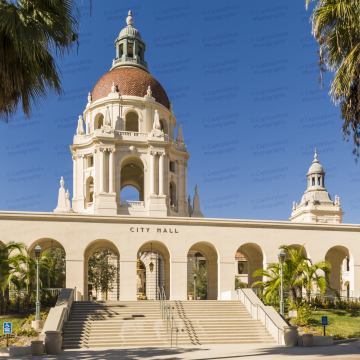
[94,114,104,130]
[160,119,168,135]
[86,176,94,204]
[125,112,139,132]
[169,181,176,207]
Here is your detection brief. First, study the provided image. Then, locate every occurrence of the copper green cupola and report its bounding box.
[111,11,148,72]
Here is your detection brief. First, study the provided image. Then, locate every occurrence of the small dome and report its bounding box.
[119,26,142,40]
[91,67,170,109]
[307,149,324,174]
[118,10,142,40]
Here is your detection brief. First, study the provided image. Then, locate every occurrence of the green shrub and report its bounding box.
[289,302,313,326]
[14,328,37,337]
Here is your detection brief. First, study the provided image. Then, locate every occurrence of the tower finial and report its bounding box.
[313,148,319,163]
[126,10,134,26]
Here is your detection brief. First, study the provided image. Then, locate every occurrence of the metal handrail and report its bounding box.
[238,289,283,344]
[157,286,178,346]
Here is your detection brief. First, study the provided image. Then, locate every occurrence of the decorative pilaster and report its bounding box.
[150,151,156,195]
[100,148,105,193]
[72,155,77,199]
[159,152,165,195]
[109,149,115,193]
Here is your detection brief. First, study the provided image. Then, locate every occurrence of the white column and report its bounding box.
[78,155,84,198]
[109,149,115,193]
[100,148,105,193]
[150,151,155,195]
[72,155,77,198]
[159,152,165,195]
[93,150,96,195]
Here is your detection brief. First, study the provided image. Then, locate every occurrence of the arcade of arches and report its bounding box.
[6,223,358,302]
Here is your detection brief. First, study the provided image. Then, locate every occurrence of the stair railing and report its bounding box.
[238,288,283,344]
[157,286,178,346]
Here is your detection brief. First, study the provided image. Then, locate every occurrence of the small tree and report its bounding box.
[235,277,245,290]
[187,262,207,300]
[88,250,117,300]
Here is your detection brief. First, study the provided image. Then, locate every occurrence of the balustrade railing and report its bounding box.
[121,200,144,207]
[157,286,178,346]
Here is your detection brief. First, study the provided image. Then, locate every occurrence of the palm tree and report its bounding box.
[0,0,80,122]
[253,245,309,304]
[305,1,360,160]
[301,260,331,301]
[0,241,26,314]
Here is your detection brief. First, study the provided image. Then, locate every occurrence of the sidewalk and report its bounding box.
[8,342,360,359]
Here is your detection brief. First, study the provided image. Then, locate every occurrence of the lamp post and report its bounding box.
[278,249,286,317]
[34,245,42,322]
[193,273,197,300]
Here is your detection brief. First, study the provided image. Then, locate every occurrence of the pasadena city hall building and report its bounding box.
[0,12,359,301]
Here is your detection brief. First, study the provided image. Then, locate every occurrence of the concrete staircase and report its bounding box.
[169,300,275,345]
[62,301,168,348]
[62,300,275,348]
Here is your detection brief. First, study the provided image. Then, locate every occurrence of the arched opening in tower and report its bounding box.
[125,112,139,132]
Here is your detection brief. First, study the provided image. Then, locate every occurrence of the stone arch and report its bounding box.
[28,238,66,289]
[137,241,171,300]
[187,241,218,300]
[123,107,142,122]
[287,244,310,259]
[120,155,145,202]
[28,238,66,257]
[325,245,353,297]
[235,243,265,290]
[84,239,120,301]
[94,112,104,131]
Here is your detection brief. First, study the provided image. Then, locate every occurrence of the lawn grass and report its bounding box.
[0,318,26,335]
[308,309,360,338]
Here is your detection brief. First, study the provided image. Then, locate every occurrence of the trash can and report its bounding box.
[303,334,313,347]
[44,331,62,354]
[284,326,298,346]
[31,340,44,356]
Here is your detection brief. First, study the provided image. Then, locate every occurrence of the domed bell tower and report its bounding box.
[290,149,344,223]
[67,11,203,218]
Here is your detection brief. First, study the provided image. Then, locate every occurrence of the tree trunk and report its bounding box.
[296,286,302,300]
[0,288,4,315]
[306,289,311,302]
[289,288,297,303]
[4,285,10,314]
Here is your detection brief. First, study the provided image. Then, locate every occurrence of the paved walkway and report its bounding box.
[9,342,360,359]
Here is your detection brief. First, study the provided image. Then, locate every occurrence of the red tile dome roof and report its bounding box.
[91,67,170,109]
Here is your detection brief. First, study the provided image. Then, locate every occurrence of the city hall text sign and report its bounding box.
[130,227,179,233]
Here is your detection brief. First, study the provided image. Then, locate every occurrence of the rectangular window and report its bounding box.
[88,156,94,168]
[312,177,315,186]
[170,161,175,173]
[318,177,321,185]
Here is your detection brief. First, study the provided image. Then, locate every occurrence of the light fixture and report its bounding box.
[149,243,154,272]
[278,249,286,264]
[239,261,245,272]
[34,245,42,260]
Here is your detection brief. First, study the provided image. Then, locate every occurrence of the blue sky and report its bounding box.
[1,0,359,223]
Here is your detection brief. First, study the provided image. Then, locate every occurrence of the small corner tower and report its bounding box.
[290,149,344,224]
